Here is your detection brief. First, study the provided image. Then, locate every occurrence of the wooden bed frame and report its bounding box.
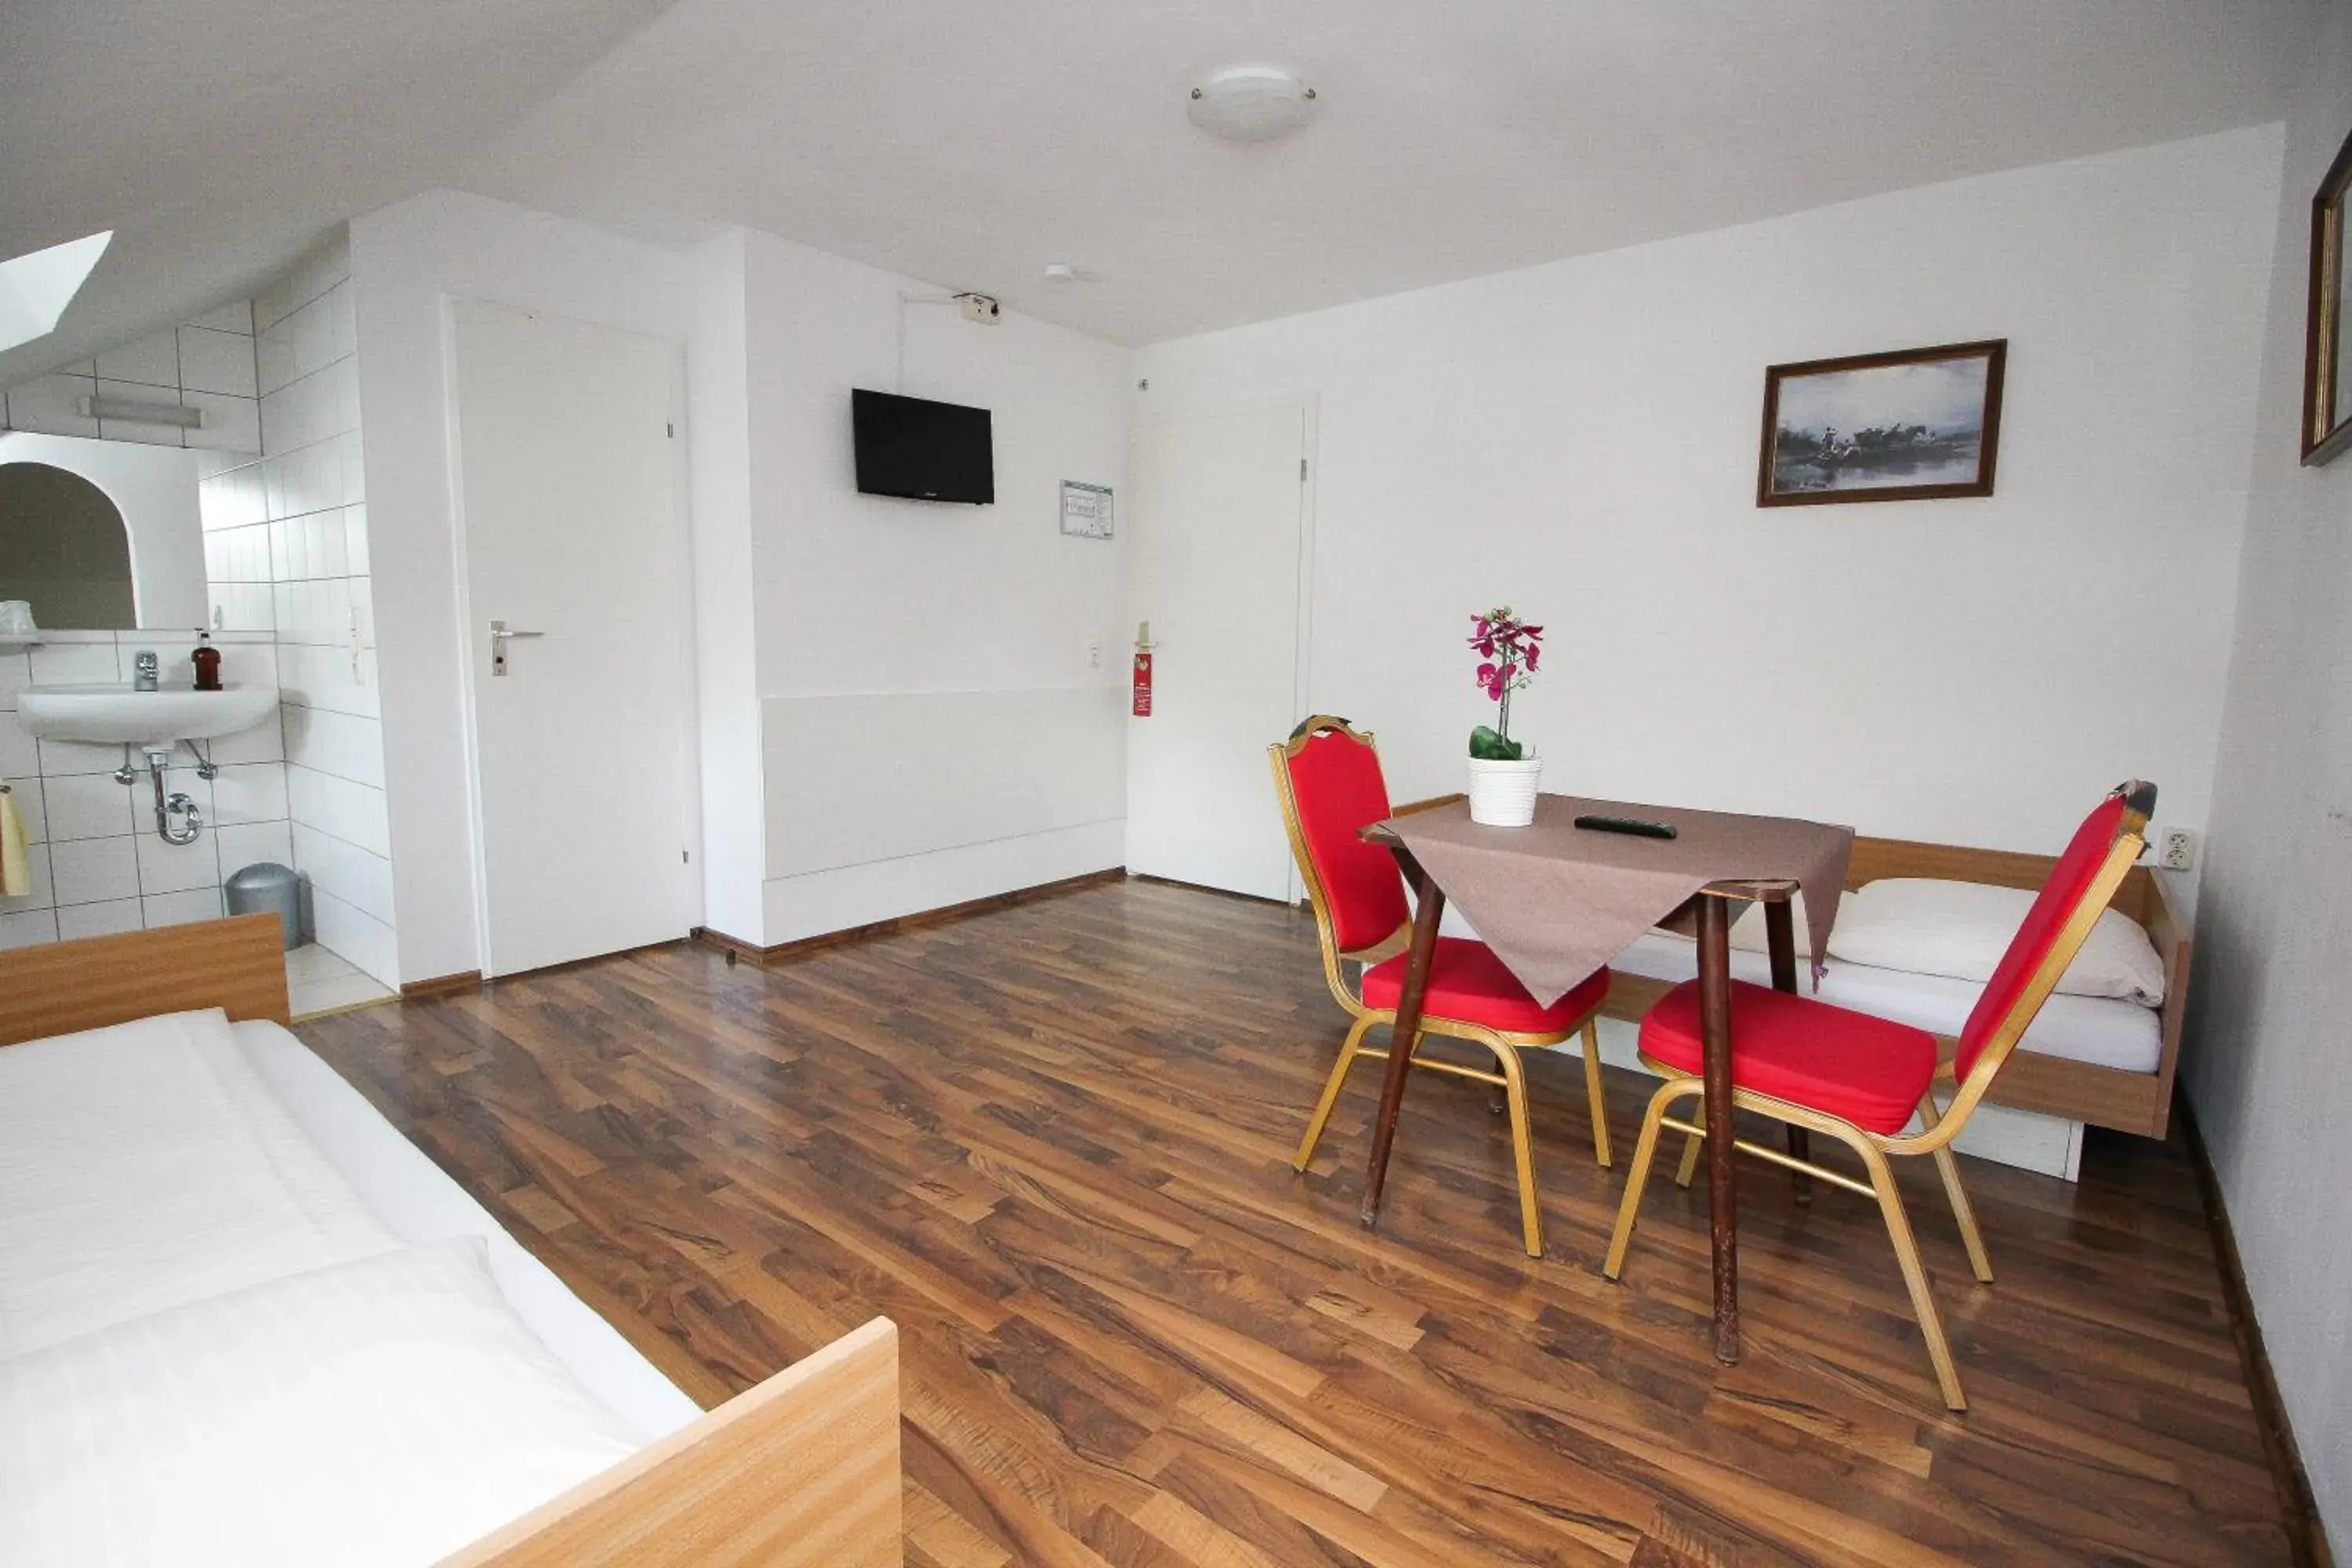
[1595,834,2191,1140]
[0,915,904,1568]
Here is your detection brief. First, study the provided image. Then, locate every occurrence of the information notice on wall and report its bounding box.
[1060,480,1113,539]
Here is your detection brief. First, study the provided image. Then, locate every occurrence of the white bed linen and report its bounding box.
[231,1019,702,1441]
[0,1009,394,1356]
[0,1239,643,1568]
[1611,933,2163,1073]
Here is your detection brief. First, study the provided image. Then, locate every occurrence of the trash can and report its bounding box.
[224,862,303,951]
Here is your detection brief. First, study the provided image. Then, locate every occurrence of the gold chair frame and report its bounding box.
[1271,716,1612,1258]
[1602,782,2154,1410]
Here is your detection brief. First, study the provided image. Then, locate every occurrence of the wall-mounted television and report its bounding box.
[851,389,994,504]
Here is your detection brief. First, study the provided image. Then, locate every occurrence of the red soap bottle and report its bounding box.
[191,631,223,691]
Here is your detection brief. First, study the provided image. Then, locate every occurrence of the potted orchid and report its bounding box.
[1466,606,1544,826]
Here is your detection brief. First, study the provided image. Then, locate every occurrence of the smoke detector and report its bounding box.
[1187,65,1319,143]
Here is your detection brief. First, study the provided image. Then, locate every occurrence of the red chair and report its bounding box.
[1270,716,1612,1257]
[1602,781,2156,1410]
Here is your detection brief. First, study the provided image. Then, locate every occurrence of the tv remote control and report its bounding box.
[1573,814,1679,840]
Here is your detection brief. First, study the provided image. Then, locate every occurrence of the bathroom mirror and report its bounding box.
[0,430,220,631]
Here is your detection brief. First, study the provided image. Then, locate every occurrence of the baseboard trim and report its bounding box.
[400,969,484,1000]
[693,867,1126,966]
[2183,1101,2336,1568]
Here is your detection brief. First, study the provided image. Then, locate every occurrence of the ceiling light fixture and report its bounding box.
[1186,65,1318,143]
[1042,263,1078,282]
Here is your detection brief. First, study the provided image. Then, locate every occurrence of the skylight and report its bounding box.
[0,231,112,355]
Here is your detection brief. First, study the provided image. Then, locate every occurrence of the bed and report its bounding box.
[0,914,902,1568]
[1593,832,2190,1141]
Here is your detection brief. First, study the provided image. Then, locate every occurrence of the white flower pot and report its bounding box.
[1466,754,1543,826]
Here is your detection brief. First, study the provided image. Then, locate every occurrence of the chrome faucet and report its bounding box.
[132,649,160,691]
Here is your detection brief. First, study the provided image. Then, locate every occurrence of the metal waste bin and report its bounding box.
[224,861,302,951]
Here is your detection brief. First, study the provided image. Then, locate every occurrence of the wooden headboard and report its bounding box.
[0,914,290,1047]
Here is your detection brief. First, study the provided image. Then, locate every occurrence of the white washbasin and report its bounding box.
[18,682,280,746]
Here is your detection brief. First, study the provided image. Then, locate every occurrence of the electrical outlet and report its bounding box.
[2158,826,2195,871]
[956,292,1002,325]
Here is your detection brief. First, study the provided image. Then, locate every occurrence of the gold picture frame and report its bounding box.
[2303,120,2352,466]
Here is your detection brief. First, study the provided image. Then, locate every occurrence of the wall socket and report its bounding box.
[957,292,1002,325]
[2157,826,2196,871]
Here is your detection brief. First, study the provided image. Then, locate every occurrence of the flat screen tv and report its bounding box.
[851,389,994,503]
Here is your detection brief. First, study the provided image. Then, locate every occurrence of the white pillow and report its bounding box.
[1828,877,2165,1006]
[0,1238,644,1568]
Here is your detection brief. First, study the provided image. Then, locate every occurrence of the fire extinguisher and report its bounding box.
[1132,621,1154,717]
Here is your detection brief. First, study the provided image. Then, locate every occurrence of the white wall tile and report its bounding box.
[310,885,395,987]
[188,300,253,336]
[284,703,383,786]
[0,712,35,778]
[183,389,261,454]
[216,819,293,876]
[211,760,289,824]
[208,712,285,765]
[0,842,53,913]
[176,326,258,397]
[292,822,394,924]
[34,738,126,777]
[4,373,100,437]
[25,640,120,685]
[0,651,31,708]
[56,898,141,939]
[134,826,219,895]
[49,836,136,905]
[0,909,59,949]
[285,765,387,855]
[41,772,134,840]
[143,887,223,927]
[93,330,180,390]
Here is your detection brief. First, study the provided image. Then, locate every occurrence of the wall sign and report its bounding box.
[1060,480,1113,539]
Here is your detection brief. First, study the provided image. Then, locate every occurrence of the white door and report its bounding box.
[1126,401,1312,899]
[452,300,695,977]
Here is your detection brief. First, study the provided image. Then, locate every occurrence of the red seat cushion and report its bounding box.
[1361,938,1610,1036]
[1639,979,1937,1135]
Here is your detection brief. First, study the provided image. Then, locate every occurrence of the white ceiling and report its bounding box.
[0,0,2318,380]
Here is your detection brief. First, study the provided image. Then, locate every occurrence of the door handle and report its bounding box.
[489,619,544,677]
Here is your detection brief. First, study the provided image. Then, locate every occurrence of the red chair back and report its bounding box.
[1273,718,1411,953]
[1954,782,2154,1083]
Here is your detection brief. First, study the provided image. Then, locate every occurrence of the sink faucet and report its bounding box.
[132,650,159,691]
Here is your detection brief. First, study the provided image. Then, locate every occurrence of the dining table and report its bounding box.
[1356,794,1853,1363]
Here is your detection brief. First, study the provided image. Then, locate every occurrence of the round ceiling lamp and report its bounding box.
[1187,65,1319,143]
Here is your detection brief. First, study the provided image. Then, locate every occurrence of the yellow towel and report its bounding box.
[1,788,27,898]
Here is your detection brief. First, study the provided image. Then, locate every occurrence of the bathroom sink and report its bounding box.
[17,683,280,746]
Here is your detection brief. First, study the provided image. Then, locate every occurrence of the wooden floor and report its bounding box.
[299,878,2291,1567]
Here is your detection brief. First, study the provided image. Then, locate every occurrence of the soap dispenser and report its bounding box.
[191,630,223,692]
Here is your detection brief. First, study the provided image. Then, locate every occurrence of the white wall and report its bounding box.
[350,190,694,984]
[1134,126,2282,861]
[2185,10,2352,1548]
[736,233,1133,944]
[0,432,207,629]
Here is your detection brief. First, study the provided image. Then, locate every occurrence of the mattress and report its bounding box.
[0,1009,397,1356]
[1611,933,2163,1075]
[230,1019,702,1441]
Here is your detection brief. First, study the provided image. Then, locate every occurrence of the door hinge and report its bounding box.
[666,422,676,437]
[682,849,691,863]
[1300,457,1308,481]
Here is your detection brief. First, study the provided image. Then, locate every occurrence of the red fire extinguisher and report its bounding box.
[1132,622,1154,717]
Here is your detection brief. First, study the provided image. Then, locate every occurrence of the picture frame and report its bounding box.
[2302,119,2352,466]
[1758,339,2006,507]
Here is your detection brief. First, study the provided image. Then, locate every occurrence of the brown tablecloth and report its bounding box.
[1382,796,1853,1007]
